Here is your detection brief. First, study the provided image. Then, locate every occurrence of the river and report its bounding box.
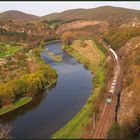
[0,42,92,138]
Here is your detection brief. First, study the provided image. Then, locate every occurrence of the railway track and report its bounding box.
[93,40,123,139]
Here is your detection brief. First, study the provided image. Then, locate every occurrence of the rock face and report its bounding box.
[57,20,109,34]
[118,36,140,131]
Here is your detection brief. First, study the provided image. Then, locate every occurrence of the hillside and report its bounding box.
[56,20,109,34]
[42,6,140,27]
[102,24,140,138]
[117,36,140,138]
[0,10,39,21]
[103,27,140,50]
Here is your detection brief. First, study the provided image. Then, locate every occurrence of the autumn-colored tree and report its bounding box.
[61,31,74,45]
[32,47,42,57]
[0,62,57,107]
[103,27,140,50]
[39,40,45,48]
[0,124,11,139]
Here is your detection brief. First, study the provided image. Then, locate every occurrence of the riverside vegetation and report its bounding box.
[0,41,58,115]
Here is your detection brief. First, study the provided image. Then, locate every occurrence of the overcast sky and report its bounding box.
[0,1,140,16]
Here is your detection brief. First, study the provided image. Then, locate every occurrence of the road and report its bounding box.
[93,40,123,139]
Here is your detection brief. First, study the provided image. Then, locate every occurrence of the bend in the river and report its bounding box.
[0,42,93,138]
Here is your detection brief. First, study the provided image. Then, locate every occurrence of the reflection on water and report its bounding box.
[0,83,57,125]
[0,42,93,138]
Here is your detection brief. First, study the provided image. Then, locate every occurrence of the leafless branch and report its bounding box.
[0,124,12,139]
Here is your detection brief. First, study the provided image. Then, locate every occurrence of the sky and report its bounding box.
[0,1,140,16]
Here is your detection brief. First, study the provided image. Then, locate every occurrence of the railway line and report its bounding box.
[93,40,123,138]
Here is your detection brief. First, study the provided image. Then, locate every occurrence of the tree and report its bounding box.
[108,122,121,139]
[0,124,11,139]
[40,40,45,48]
[80,39,86,48]
[61,31,74,45]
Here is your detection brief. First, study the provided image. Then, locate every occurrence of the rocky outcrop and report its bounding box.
[57,20,109,34]
[117,36,140,133]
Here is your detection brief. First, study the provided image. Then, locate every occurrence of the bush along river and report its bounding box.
[0,42,92,138]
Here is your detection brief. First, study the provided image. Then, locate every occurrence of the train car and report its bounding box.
[115,71,119,74]
[106,48,119,104]
[106,94,112,104]
[109,48,118,60]
[106,85,115,104]
[112,82,116,86]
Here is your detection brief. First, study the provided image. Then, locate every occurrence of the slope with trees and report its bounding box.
[42,6,140,27]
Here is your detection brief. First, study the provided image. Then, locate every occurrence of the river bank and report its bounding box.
[0,97,32,116]
[52,39,106,138]
[45,40,60,45]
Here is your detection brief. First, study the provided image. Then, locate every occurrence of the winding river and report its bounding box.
[0,42,92,138]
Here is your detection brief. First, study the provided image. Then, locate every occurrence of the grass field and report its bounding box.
[0,42,22,58]
[52,40,105,138]
[0,97,32,116]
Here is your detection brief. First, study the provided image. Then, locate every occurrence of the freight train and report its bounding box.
[106,47,119,104]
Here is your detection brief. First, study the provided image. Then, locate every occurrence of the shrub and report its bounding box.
[108,122,121,139]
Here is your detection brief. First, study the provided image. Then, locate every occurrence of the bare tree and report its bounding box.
[0,124,12,139]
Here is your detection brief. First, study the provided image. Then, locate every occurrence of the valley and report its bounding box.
[0,3,140,139]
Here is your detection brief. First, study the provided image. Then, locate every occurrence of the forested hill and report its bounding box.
[42,6,140,27]
[1,6,140,27]
[0,10,39,21]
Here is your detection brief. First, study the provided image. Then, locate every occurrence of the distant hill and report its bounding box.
[1,6,140,27]
[42,6,140,27]
[0,10,39,21]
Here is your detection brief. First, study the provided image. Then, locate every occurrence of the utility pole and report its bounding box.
[93,112,96,131]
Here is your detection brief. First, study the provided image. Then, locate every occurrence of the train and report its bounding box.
[106,67,120,104]
[106,71,118,104]
[106,47,119,104]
